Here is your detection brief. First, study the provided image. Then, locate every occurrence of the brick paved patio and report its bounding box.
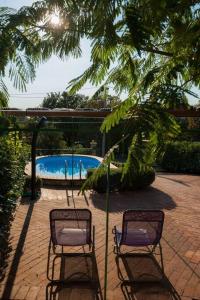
[0,173,200,299]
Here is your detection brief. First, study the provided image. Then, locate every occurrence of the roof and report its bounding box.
[0,108,200,117]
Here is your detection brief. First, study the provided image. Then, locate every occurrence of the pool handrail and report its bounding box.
[79,160,82,180]
[64,160,68,180]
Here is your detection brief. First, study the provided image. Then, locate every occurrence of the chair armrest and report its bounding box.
[112,226,122,254]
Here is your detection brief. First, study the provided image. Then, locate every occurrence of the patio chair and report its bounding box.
[47,209,95,282]
[113,210,165,282]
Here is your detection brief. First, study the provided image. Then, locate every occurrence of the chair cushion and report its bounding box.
[126,228,150,245]
[57,228,88,245]
[116,228,151,246]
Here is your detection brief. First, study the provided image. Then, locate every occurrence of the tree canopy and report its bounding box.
[41,89,121,109]
[2,0,199,103]
[1,0,200,174]
[0,6,41,105]
[41,92,88,109]
[19,0,199,98]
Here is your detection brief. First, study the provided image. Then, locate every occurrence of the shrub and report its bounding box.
[74,147,93,155]
[120,168,156,191]
[24,175,43,190]
[87,168,122,192]
[0,134,30,278]
[161,141,200,174]
[86,167,155,193]
[0,134,30,197]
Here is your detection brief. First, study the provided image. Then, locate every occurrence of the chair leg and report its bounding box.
[92,225,95,253]
[47,239,58,282]
[47,238,52,281]
[115,252,125,281]
[149,243,165,276]
[158,242,165,274]
[113,233,124,281]
[121,282,132,300]
[115,255,121,281]
[46,282,51,300]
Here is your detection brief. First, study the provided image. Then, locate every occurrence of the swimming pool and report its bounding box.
[36,155,101,179]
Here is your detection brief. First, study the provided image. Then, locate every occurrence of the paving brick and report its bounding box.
[0,174,200,299]
[190,250,200,264]
[14,285,30,299]
[26,286,40,300]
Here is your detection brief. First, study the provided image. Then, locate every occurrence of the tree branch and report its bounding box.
[140,47,173,57]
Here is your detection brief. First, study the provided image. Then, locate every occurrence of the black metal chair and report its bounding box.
[47,209,95,282]
[113,210,165,282]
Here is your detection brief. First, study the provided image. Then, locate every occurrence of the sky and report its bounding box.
[1,0,200,108]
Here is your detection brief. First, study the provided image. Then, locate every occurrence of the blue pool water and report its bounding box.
[36,155,101,179]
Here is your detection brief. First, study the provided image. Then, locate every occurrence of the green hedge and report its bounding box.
[0,134,30,278]
[161,141,200,174]
[87,167,155,193]
[37,148,93,156]
[0,135,30,197]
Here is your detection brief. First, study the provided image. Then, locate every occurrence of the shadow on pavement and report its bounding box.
[117,254,180,300]
[1,200,35,299]
[157,175,191,187]
[90,186,177,212]
[46,254,102,300]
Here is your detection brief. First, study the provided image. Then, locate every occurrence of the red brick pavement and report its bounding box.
[0,173,200,299]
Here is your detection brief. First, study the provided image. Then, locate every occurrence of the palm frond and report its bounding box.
[101,97,137,132]
[9,53,35,91]
[0,77,9,107]
[79,133,129,193]
[67,63,101,94]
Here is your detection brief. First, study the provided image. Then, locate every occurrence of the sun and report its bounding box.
[50,11,61,26]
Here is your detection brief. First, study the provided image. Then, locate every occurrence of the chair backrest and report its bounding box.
[50,209,92,246]
[120,210,164,246]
